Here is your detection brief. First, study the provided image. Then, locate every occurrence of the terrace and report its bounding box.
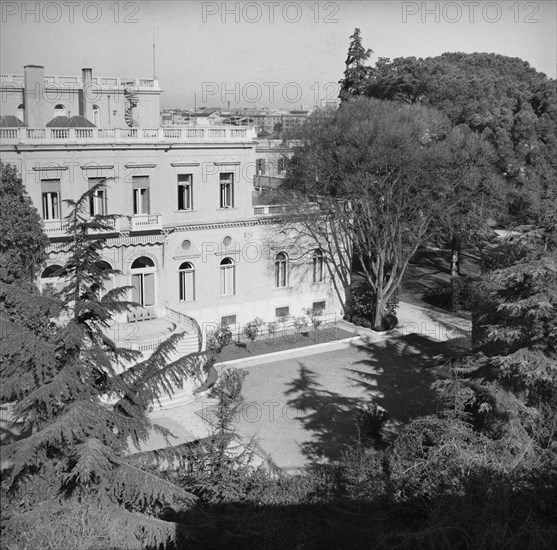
[42,214,163,237]
[0,126,257,143]
[0,73,160,90]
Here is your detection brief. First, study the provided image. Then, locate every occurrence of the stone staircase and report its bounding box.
[152,313,207,411]
[171,328,200,358]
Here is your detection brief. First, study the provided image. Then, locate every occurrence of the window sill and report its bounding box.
[175,210,197,213]
[217,207,237,211]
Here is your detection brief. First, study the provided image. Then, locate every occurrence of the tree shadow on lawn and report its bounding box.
[284,363,364,465]
[282,334,463,465]
[344,334,455,427]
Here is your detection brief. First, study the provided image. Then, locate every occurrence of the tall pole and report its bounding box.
[152,11,156,80]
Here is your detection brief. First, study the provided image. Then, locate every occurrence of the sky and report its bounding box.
[1,0,556,110]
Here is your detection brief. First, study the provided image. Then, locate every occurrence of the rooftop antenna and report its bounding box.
[152,10,156,80]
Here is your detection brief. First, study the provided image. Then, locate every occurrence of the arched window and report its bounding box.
[275,252,288,288]
[131,256,155,269]
[312,249,324,283]
[40,264,66,294]
[92,105,100,126]
[130,256,156,307]
[220,257,235,296]
[17,103,25,120]
[179,261,195,302]
[54,104,67,117]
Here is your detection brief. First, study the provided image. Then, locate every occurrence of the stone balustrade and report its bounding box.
[0,126,256,143]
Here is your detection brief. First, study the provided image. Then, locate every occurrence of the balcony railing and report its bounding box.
[253,203,321,216]
[131,214,162,232]
[42,218,121,237]
[0,74,160,90]
[42,219,71,236]
[0,126,257,143]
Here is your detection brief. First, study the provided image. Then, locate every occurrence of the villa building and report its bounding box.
[0,66,343,355]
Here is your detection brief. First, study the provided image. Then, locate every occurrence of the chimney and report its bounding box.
[80,68,93,122]
[23,65,44,127]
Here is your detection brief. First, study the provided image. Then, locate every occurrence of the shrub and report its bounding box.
[293,316,309,334]
[207,323,233,352]
[243,317,263,342]
[357,400,388,441]
[304,306,324,329]
[349,281,399,330]
[422,276,477,312]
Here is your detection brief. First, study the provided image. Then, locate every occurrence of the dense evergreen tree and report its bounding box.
[0,162,49,289]
[0,185,205,548]
[338,28,373,102]
[436,224,557,453]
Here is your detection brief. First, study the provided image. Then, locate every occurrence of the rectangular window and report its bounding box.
[220,172,234,208]
[179,270,195,301]
[88,178,107,217]
[221,314,237,326]
[41,179,61,220]
[275,306,290,318]
[312,301,326,313]
[277,157,287,174]
[221,264,235,296]
[132,176,150,215]
[256,158,266,175]
[177,174,193,211]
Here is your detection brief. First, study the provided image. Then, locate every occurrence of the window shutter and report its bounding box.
[144,273,155,306]
[131,274,141,303]
[186,271,195,301]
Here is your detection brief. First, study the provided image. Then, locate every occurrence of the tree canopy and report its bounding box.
[0,162,49,289]
[350,47,556,225]
[284,97,499,329]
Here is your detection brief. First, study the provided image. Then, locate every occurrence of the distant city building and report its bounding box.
[160,105,312,136]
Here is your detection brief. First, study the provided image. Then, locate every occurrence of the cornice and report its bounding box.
[124,163,157,169]
[1,143,256,154]
[80,164,115,170]
[32,165,68,171]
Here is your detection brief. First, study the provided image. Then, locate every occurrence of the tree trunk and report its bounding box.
[343,284,354,319]
[450,249,459,280]
[373,254,385,331]
[449,234,460,281]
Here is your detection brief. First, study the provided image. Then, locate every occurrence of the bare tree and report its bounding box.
[281,98,498,330]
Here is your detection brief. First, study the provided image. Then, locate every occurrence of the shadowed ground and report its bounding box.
[231,333,460,472]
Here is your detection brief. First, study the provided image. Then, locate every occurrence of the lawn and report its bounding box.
[221,333,454,473]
